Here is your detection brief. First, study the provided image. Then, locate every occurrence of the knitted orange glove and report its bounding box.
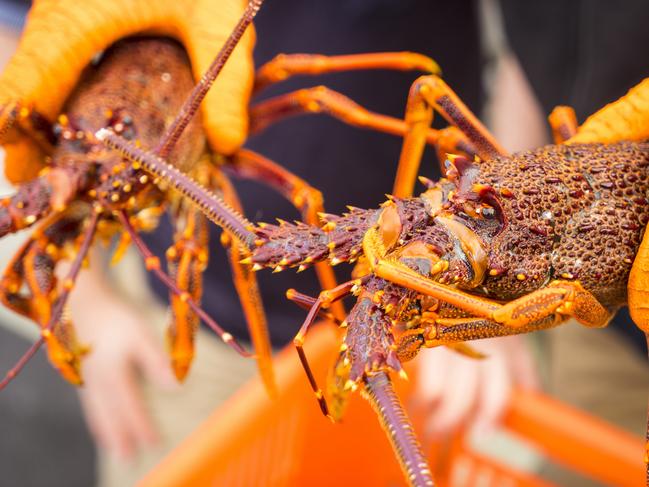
[0,0,255,183]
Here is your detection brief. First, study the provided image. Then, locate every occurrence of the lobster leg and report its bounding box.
[116,210,252,358]
[249,86,440,145]
[0,208,99,389]
[293,278,361,418]
[393,74,507,198]
[101,131,277,384]
[254,52,439,93]
[396,315,558,362]
[0,208,92,384]
[286,288,342,324]
[225,148,344,320]
[165,201,209,382]
[226,149,324,226]
[548,106,578,144]
[210,166,277,396]
[364,227,611,328]
[0,211,79,319]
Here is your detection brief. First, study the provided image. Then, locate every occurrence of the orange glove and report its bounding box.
[0,0,255,183]
[567,78,649,144]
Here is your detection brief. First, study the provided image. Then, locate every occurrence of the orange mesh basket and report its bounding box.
[138,324,644,487]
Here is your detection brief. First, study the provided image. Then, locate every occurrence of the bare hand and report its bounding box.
[413,336,539,439]
[69,268,177,461]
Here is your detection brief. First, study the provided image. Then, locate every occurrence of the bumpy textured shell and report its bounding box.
[565,77,649,331]
[0,0,254,183]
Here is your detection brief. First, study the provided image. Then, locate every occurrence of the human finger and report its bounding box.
[105,361,159,449]
[507,336,541,391]
[78,382,134,460]
[413,348,451,406]
[470,350,511,438]
[131,323,178,390]
[424,355,480,437]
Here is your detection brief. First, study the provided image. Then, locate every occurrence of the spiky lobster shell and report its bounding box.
[0,0,255,183]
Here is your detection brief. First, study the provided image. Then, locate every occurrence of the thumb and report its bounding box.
[185,0,256,155]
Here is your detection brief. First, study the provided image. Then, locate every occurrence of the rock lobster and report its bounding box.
[3,0,649,485]
[102,42,649,487]
[0,0,439,392]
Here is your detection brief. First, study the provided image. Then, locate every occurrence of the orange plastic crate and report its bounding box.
[139,324,644,486]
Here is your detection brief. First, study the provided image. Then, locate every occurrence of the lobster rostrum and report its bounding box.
[102,61,649,485]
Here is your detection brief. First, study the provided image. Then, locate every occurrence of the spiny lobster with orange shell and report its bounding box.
[104,71,649,485]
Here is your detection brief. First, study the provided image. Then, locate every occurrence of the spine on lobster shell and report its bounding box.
[363,372,434,487]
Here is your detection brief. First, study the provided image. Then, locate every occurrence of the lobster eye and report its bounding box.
[481,206,496,219]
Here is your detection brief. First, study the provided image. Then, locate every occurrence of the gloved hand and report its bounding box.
[0,0,255,183]
[0,0,257,460]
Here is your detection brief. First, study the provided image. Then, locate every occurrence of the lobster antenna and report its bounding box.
[156,0,264,159]
[363,372,434,486]
[97,129,256,248]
